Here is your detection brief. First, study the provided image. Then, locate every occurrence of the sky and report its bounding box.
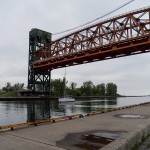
[0,0,150,95]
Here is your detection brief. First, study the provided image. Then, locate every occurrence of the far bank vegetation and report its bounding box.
[47,79,118,97]
[0,80,118,97]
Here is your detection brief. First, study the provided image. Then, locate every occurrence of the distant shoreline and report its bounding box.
[0,95,149,101]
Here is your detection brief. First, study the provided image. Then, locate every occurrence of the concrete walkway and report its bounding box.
[1,103,150,150]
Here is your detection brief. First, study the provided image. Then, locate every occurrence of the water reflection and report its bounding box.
[0,101,27,126]
[59,98,117,116]
[0,96,150,126]
[27,100,51,122]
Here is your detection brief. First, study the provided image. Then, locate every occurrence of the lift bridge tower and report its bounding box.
[28,28,51,95]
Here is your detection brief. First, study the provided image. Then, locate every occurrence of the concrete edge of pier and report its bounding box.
[100,122,150,150]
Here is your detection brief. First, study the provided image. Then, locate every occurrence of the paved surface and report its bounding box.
[1,103,150,150]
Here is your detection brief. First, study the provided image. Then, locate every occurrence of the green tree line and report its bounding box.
[0,82,25,97]
[1,80,118,97]
[50,79,118,97]
[2,82,25,92]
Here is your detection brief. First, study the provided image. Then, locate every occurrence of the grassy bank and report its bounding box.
[0,91,18,97]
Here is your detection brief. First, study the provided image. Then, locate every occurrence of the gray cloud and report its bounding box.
[0,0,150,95]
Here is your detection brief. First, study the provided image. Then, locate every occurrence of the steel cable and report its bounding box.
[52,0,135,35]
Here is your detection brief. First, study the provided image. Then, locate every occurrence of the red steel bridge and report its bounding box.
[28,7,150,93]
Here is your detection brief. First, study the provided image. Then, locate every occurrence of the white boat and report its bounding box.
[59,97,75,102]
[59,68,75,102]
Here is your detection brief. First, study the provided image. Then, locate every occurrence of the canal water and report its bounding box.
[0,96,150,126]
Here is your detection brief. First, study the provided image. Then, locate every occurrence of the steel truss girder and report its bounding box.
[33,7,150,70]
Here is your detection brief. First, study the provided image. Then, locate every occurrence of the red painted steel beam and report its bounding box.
[33,7,150,70]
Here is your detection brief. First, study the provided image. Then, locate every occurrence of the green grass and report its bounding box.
[147,143,150,148]
[132,135,150,150]
[0,91,18,97]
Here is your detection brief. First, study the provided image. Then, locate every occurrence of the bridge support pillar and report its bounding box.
[28,28,52,95]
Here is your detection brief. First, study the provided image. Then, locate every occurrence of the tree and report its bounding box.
[51,79,65,97]
[70,82,77,90]
[13,83,24,90]
[106,83,117,96]
[5,82,12,92]
[36,84,43,91]
[2,82,24,92]
[80,81,94,96]
[67,82,77,96]
[95,83,105,96]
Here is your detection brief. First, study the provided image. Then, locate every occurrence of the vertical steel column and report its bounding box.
[28,28,51,94]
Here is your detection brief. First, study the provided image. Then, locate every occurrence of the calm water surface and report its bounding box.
[0,96,150,126]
